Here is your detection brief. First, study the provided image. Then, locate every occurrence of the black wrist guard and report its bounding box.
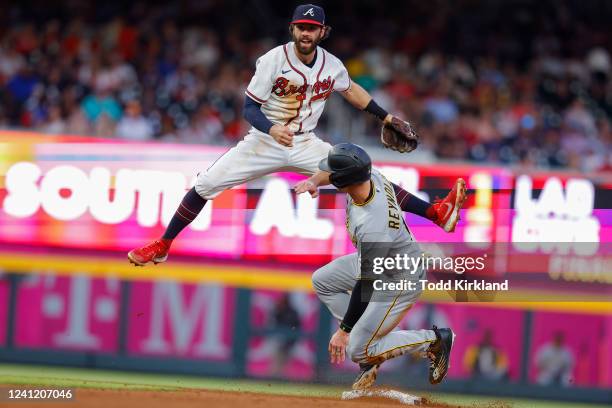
[339,321,353,333]
[364,99,388,121]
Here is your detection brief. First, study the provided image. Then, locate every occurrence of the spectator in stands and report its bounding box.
[81,89,122,130]
[0,0,609,171]
[535,331,575,386]
[37,105,66,135]
[116,100,153,141]
[463,329,509,381]
[271,294,301,377]
[6,64,39,107]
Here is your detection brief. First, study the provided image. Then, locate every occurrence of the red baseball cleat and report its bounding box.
[431,178,467,233]
[128,240,170,266]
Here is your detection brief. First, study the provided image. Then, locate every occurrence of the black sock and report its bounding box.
[162,188,207,240]
[392,183,435,220]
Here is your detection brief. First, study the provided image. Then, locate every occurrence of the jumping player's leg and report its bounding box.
[281,132,332,176]
[128,131,290,265]
[162,187,207,241]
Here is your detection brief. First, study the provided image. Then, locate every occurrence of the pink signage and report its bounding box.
[1,132,611,272]
[14,274,120,352]
[433,304,524,380]
[0,277,9,346]
[604,315,612,388]
[246,290,319,380]
[529,311,610,387]
[126,281,235,360]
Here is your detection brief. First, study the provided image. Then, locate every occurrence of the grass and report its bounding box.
[0,364,608,408]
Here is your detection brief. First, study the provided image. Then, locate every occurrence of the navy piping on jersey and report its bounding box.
[245,89,267,104]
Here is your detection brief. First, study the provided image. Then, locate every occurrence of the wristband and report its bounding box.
[339,321,353,333]
[364,99,389,121]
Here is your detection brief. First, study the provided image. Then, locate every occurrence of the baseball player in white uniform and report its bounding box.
[295,143,455,390]
[128,4,466,266]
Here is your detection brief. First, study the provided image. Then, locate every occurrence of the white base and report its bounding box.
[341,389,422,405]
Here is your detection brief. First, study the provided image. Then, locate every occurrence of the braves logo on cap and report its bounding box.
[291,4,325,26]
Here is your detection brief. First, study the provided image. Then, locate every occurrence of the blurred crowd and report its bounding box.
[0,0,611,171]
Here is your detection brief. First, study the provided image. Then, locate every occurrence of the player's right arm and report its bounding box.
[243,97,294,146]
[269,124,295,147]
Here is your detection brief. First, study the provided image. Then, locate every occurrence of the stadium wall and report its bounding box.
[0,131,611,403]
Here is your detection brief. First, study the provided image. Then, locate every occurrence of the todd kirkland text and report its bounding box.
[373,279,509,291]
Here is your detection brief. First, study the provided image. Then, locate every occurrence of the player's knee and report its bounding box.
[312,265,334,297]
[311,267,326,297]
[195,172,220,200]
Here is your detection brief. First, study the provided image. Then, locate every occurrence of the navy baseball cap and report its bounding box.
[291,4,325,26]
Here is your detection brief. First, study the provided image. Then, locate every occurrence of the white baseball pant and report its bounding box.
[195,129,332,199]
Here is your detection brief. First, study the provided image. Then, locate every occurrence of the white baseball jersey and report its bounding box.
[245,41,351,133]
[195,42,348,200]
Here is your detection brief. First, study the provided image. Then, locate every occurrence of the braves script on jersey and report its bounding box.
[246,42,351,133]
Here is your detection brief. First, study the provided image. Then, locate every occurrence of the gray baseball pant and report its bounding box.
[312,253,437,365]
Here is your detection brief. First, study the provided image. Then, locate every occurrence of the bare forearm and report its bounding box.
[310,170,331,187]
[294,171,331,198]
[341,80,371,109]
[342,81,392,123]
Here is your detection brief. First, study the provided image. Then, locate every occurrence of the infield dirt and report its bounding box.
[9,388,473,408]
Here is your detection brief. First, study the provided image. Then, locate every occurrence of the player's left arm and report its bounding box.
[340,80,393,124]
[329,278,374,364]
[329,231,391,364]
[341,79,419,153]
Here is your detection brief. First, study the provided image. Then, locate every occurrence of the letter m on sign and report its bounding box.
[141,283,230,357]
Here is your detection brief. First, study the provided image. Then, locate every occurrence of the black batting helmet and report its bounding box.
[319,143,372,189]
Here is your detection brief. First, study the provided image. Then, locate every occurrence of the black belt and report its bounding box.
[294,130,311,135]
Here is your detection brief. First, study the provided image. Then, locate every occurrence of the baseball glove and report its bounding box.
[380,117,419,153]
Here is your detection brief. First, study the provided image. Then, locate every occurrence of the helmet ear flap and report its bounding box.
[328,165,371,189]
